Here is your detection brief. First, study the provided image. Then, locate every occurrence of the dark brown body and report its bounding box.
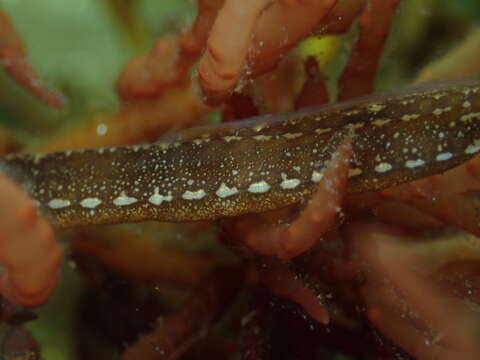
[1,79,480,227]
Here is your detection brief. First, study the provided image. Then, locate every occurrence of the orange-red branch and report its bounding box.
[0,174,62,306]
[198,0,271,104]
[247,0,338,77]
[199,0,340,104]
[0,11,64,108]
[338,0,401,101]
[117,0,225,100]
[242,139,351,259]
[123,267,242,360]
[259,259,329,324]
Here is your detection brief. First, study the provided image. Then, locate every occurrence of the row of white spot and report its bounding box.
[374,152,455,174]
[47,170,326,210]
[373,138,480,174]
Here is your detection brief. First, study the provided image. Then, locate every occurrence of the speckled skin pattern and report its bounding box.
[1,78,480,228]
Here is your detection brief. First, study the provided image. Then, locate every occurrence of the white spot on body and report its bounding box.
[113,193,138,206]
[33,153,45,165]
[432,107,452,116]
[224,136,242,142]
[280,173,301,190]
[368,103,386,113]
[311,171,323,183]
[405,159,425,168]
[375,163,393,173]
[149,188,173,205]
[48,199,71,209]
[401,99,415,105]
[182,189,207,200]
[315,128,332,135]
[465,140,480,154]
[248,181,271,193]
[344,109,361,116]
[348,168,363,177]
[436,152,453,161]
[195,138,210,145]
[253,123,267,132]
[253,135,272,141]
[216,183,239,198]
[345,122,364,130]
[283,133,303,140]
[80,198,102,209]
[401,114,420,122]
[433,92,448,100]
[372,118,392,127]
[461,113,480,122]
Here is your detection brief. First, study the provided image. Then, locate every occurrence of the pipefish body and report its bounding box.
[1,78,480,228]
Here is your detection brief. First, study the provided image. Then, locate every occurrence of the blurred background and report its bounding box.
[0,0,478,359]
